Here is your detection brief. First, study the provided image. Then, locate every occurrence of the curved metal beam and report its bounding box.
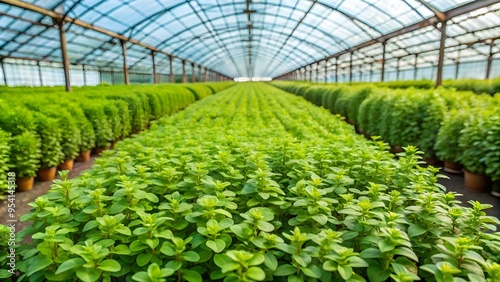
[132,5,352,54]
[173,27,326,63]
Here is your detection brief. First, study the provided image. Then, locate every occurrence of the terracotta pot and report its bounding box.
[58,159,74,171]
[423,156,439,166]
[17,176,34,192]
[390,145,405,154]
[92,146,107,156]
[443,161,463,174]
[75,150,91,162]
[464,170,489,192]
[36,167,57,181]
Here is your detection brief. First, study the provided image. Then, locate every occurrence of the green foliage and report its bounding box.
[0,130,10,198]
[346,87,372,124]
[32,112,64,168]
[459,107,500,177]
[0,104,42,177]
[435,109,470,163]
[185,84,214,100]
[0,224,15,279]
[443,79,498,95]
[0,83,221,198]
[273,81,496,166]
[61,101,96,153]
[14,83,500,282]
[80,100,114,148]
[10,131,41,178]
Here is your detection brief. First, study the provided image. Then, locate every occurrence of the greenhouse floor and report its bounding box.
[0,156,97,234]
[1,157,499,234]
[438,170,500,219]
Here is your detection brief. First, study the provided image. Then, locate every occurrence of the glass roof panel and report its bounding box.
[0,0,496,78]
[427,0,475,11]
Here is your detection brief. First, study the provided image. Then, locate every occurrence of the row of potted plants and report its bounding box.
[6,83,500,281]
[272,81,500,192]
[349,78,500,95]
[0,83,234,194]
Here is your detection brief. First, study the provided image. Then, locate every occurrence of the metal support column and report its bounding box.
[58,20,71,91]
[349,53,353,83]
[486,41,494,79]
[435,21,447,87]
[204,68,208,82]
[1,59,7,86]
[191,63,196,82]
[111,68,115,85]
[169,55,174,83]
[455,50,461,80]
[414,54,418,80]
[121,39,130,85]
[396,57,401,80]
[334,59,338,83]
[82,64,87,86]
[315,64,319,83]
[37,61,43,86]
[182,60,187,83]
[324,60,328,83]
[370,63,374,82]
[152,51,158,84]
[309,66,312,82]
[381,42,386,82]
[98,67,103,84]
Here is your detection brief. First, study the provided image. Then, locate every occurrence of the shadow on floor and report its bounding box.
[438,169,500,220]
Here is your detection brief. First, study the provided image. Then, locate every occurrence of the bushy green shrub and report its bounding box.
[14,84,500,282]
[459,107,500,179]
[60,101,96,153]
[333,87,351,118]
[10,131,41,178]
[434,109,470,163]
[32,112,64,169]
[184,84,214,100]
[373,79,434,89]
[204,82,236,93]
[40,105,81,162]
[0,130,10,197]
[443,79,495,95]
[80,100,113,148]
[346,87,372,124]
[0,105,42,178]
[459,109,490,174]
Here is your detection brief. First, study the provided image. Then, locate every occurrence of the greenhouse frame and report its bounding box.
[2,1,500,281]
[0,0,499,89]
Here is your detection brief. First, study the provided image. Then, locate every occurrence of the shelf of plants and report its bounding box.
[3,83,500,281]
[0,82,235,194]
[272,81,500,193]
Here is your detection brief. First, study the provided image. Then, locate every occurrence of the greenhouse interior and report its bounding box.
[0,0,500,281]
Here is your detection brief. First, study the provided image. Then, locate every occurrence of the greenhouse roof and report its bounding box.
[0,0,499,78]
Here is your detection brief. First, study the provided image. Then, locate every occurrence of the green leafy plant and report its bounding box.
[459,109,491,174]
[33,112,64,169]
[10,131,41,178]
[12,83,500,282]
[0,130,10,197]
[435,109,470,163]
